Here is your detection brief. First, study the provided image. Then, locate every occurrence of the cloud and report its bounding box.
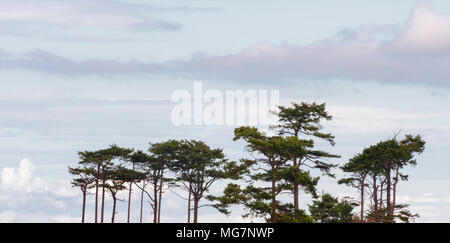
[0,158,46,193]
[52,184,79,198]
[0,159,84,222]
[0,49,171,74]
[51,214,79,223]
[180,2,450,86]
[0,210,16,223]
[0,3,449,86]
[327,104,450,135]
[0,0,191,34]
[387,2,450,55]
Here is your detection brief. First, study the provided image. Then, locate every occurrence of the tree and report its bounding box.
[68,165,96,223]
[339,134,425,223]
[170,139,233,223]
[104,166,126,223]
[129,150,154,223]
[309,193,356,223]
[99,145,133,223]
[104,166,145,223]
[338,153,371,221]
[78,145,133,223]
[148,140,179,223]
[272,102,339,209]
[130,141,179,223]
[77,149,111,223]
[211,126,316,223]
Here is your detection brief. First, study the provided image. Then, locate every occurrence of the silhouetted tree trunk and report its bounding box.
[95,164,100,223]
[360,180,364,221]
[386,161,392,219]
[271,165,277,223]
[193,196,199,223]
[140,181,145,223]
[127,181,132,223]
[111,194,117,223]
[187,183,192,223]
[81,187,87,223]
[153,179,158,223]
[293,130,299,209]
[392,167,399,216]
[101,172,106,223]
[373,176,378,222]
[158,169,164,223]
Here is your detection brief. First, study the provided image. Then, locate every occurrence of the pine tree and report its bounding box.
[272,102,339,209]
[68,165,96,223]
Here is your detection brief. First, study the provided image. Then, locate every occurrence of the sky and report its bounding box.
[0,0,450,223]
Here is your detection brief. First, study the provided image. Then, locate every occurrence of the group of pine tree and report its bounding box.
[69,102,425,223]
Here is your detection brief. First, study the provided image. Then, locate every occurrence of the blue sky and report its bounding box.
[0,0,450,223]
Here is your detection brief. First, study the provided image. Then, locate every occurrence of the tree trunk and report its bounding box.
[101,176,106,223]
[158,169,164,223]
[187,183,192,223]
[127,163,135,223]
[111,196,116,223]
[95,164,100,223]
[293,157,299,209]
[360,180,364,221]
[193,196,199,223]
[140,181,145,223]
[127,181,132,223]
[81,189,86,223]
[153,180,158,223]
[293,130,299,209]
[271,165,277,223]
[392,167,399,217]
[379,183,383,213]
[373,176,378,222]
[386,161,392,219]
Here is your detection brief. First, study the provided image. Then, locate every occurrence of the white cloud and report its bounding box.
[178,3,450,85]
[326,104,450,135]
[1,2,450,85]
[0,210,16,223]
[53,185,79,198]
[388,3,450,55]
[51,214,80,223]
[0,0,182,31]
[0,158,47,193]
[397,192,444,204]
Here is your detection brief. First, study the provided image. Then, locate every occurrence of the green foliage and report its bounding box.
[68,166,96,192]
[273,102,335,145]
[67,101,427,224]
[339,134,426,223]
[309,193,356,223]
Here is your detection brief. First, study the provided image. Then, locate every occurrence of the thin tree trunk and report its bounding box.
[95,164,100,223]
[373,176,378,222]
[140,181,145,223]
[101,176,106,223]
[158,169,164,223]
[379,183,383,213]
[386,161,392,219]
[81,189,86,223]
[127,181,132,223]
[193,196,199,223]
[293,157,299,209]
[360,180,364,221]
[293,130,299,209]
[153,180,158,223]
[392,167,399,217]
[271,165,277,223]
[187,183,192,223]
[111,197,116,223]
